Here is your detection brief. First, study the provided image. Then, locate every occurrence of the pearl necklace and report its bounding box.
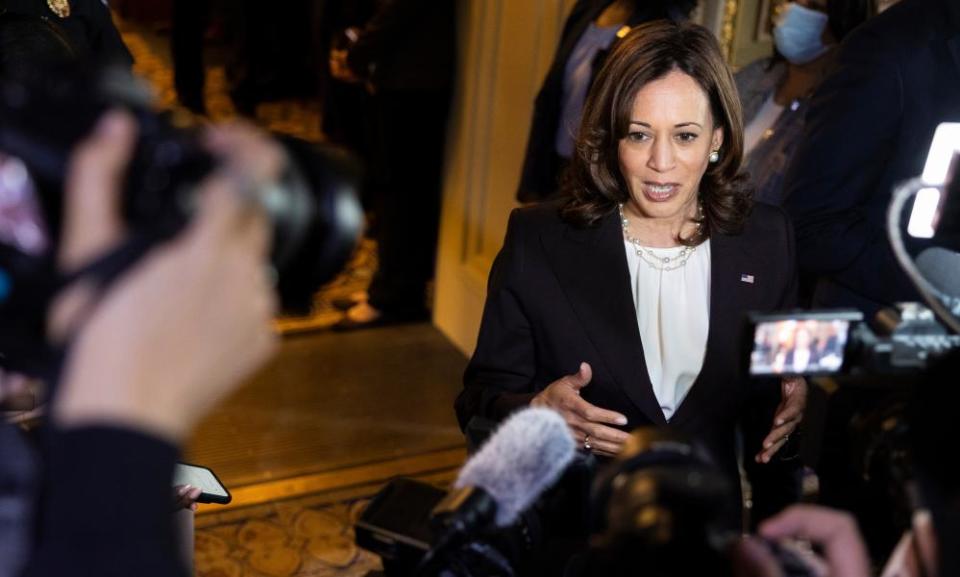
[618,203,697,272]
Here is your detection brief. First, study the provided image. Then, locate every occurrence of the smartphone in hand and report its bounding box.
[174,462,231,505]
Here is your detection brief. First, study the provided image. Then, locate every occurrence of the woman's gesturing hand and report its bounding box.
[756,376,807,464]
[531,362,630,457]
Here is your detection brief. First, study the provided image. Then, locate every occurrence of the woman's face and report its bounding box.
[618,69,723,223]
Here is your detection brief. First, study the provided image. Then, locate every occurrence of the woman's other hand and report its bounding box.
[756,376,807,463]
[531,362,630,457]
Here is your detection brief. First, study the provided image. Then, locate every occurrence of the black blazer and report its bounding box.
[456,202,798,518]
[515,0,687,203]
[781,0,960,316]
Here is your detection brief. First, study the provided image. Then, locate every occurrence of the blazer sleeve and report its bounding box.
[741,207,802,526]
[455,209,539,431]
[24,426,187,577]
[781,24,911,300]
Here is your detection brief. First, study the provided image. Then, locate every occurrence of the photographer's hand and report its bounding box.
[51,110,280,442]
[758,505,870,577]
[531,362,630,457]
[756,376,807,463]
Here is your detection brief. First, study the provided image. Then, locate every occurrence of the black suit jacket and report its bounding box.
[781,0,960,316]
[516,0,688,203]
[1,0,133,66]
[456,202,798,521]
[23,427,187,577]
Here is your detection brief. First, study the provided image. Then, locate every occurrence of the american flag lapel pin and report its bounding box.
[740,273,755,284]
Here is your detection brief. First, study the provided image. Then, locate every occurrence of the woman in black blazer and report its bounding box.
[458,21,806,527]
[516,0,695,203]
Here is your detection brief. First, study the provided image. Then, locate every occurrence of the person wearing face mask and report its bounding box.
[734,0,877,206]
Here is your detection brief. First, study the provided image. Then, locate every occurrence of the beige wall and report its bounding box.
[433,0,576,353]
[433,0,753,355]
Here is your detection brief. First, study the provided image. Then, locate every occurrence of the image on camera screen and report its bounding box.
[750,318,850,375]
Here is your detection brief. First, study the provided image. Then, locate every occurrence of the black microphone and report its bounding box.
[418,407,575,575]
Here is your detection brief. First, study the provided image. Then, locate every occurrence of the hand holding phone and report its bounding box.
[173,462,231,505]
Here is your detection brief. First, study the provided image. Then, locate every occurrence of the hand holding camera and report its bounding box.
[51,110,279,442]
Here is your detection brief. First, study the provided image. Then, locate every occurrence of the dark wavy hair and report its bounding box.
[560,20,752,244]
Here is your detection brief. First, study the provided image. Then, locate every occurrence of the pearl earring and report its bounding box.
[708,149,720,163]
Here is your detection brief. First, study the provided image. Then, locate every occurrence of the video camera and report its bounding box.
[744,304,960,380]
[744,122,960,382]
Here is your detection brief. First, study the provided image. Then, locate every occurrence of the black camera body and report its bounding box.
[0,64,362,374]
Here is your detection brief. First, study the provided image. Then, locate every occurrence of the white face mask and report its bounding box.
[773,3,831,65]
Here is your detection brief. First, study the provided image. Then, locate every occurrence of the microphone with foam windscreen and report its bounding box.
[417,407,576,575]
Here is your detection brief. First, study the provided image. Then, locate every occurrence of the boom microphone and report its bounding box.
[419,407,576,575]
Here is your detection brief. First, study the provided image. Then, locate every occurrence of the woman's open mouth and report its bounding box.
[642,182,679,202]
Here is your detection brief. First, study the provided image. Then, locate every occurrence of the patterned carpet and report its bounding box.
[194,495,380,577]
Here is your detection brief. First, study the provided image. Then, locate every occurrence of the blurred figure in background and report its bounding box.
[318,0,376,165]
[330,0,456,329]
[736,0,876,206]
[516,0,696,204]
[226,0,319,115]
[781,0,959,317]
[171,0,210,114]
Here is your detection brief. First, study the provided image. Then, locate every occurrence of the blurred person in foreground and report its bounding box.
[457,20,807,533]
[0,110,280,577]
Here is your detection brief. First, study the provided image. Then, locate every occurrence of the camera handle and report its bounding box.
[887,177,960,334]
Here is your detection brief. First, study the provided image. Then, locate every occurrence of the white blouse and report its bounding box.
[624,239,711,421]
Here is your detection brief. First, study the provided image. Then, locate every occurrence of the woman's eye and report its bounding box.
[676,132,699,142]
[626,131,649,142]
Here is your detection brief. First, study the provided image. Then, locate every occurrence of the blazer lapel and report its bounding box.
[669,231,754,427]
[543,212,667,425]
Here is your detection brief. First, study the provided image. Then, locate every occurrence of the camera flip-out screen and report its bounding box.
[748,311,862,376]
